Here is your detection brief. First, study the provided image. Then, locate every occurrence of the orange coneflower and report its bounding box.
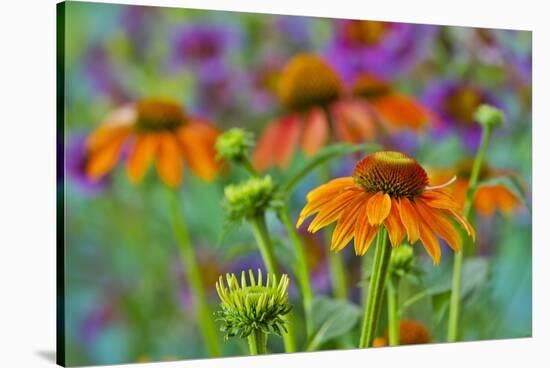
[85,98,220,188]
[428,159,523,217]
[372,319,431,347]
[252,53,377,171]
[296,151,475,264]
[351,73,432,133]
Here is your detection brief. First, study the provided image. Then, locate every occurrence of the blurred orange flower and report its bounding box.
[297,151,475,264]
[85,98,220,188]
[372,319,431,347]
[351,73,432,132]
[253,53,377,171]
[428,160,523,217]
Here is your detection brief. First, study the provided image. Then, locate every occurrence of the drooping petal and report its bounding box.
[301,107,329,156]
[307,188,361,233]
[418,220,441,265]
[177,120,220,181]
[366,192,391,225]
[446,209,476,241]
[86,131,130,180]
[126,133,159,183]
[331,193,368,251]
[354,204,379,256]
[252,118,281,171]
[384,198,406,247]
[398,197,420,244]
[87,105,135,152]
[297,177,356,228]
[420,189,463,210]
[155,133,183,188]
[371,93,430,131]
[415,200,461,252]
[331,99,377,143]
[274,114,301,168]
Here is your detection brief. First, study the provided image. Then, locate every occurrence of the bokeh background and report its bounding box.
[60,1,532,366]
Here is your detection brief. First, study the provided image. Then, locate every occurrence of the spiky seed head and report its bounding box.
[135,98,186,131]
[223,175,279,222]
[353,151,428,198]
[215,128,255,162]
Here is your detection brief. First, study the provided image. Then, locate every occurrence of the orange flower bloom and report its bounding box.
[351,73,432,132]
[85,98,220,188]
[296,152,475,264]
[253,53,376,171]
[372,319,431,347]
[428,160,523,217]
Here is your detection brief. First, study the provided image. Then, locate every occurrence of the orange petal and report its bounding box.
[447,209,476,241]
[354,203,379,256]
[126,133,159,183]
[297,177,356,228]
[86,131,130,180]
[420,189,462,210]
[274,114,301,168]
[371,93,430,131]
[492,185,520,214]
[332,99,377,143]
[301,107,329,156]
[415,200,461,252]
[384,198,406,247]
[177,120,220,181]
[398,197,420,244]
[331,193,368,251]
[252,118,280,171]
[87,105,135,152]
[366,192,391,225]
[418,220,441,265]
[308,188,361,233]
[155,133,183,188]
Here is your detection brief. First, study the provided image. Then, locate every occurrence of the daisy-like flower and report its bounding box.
[428,160,523,217]
[327,20,435,78]
[423,80,498,150]
[252,53,374,171]
[296,151,475,264]
[85,98,220,188]
[372,319,431,347]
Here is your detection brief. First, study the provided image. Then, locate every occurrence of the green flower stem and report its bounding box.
[249,213,297,353]
[359,227,392,348]
[248,329,268,355]
[279,206,314,336]
[167,190,221,357]
[447,124,492,342]
[241,158,259,177]
[387,275,400,346]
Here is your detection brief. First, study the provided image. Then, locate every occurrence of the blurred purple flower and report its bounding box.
[66,134,111,194]
[119,5,158,59]
[171,23,242,83]
[80,302,117,344]
[326,20,436,82]
[274,16,312,49]
[422,80,498,150]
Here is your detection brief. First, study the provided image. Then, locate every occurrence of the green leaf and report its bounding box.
[477,176,530,211]
[305,296,361,351]
[279,143,379,196]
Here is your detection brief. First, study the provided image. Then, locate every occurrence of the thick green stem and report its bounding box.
[447,125,491,342]
[248,329,268,355]
[167,190,221,357]
[279,206,314,337]
[241,157,259,177]
[359,228,392,348]
[387,276,400,346]
[249,213,296,353]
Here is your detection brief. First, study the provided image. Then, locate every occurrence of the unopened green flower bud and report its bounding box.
[389,244,414,276]
[223,175,280,221]
[215,128,255,162]
[474,104,504,130]
[216,269,291,339]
